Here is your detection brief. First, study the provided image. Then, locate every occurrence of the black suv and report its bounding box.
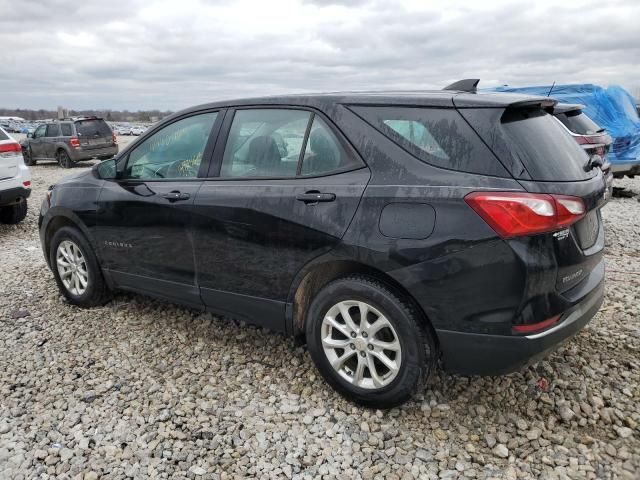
[39,81,606,407]
[22,117,118,168]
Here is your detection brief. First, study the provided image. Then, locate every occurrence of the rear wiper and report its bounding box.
[584,155,603,172]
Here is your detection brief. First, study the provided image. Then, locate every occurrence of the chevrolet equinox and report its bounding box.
[39,80,606,408]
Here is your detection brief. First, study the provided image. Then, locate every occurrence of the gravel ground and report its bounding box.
[0,160,638,479]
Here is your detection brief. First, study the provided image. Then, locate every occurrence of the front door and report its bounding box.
[192,108,370,330]
[95,111,221,308]
[30,125,46,159]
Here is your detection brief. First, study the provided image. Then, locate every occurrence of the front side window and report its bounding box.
[125,112,217,180]
[45,124,60,137]
[33,125,46,138]
[221,109,311,177]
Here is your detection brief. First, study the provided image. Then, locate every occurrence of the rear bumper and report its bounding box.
[69,145,118,161]
[436,265,604,375]
[0,185,31,206]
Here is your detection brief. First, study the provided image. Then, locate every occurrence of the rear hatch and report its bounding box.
[75,118,113,151]
[0,128,22,181]
[457,102,607,295]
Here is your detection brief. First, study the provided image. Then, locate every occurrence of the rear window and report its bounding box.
[500,109,593,181]
[75,119,112,137]
[350,106,508,177]
[556,111,603,135]
[0,128,8,141]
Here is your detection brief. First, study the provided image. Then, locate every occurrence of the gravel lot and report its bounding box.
[1,154,638,479]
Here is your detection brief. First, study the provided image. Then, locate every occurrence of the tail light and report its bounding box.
[23,181,31,188]
[112,133,117,145]
[465,191,586,238]
[0,142,22,155]
[70,137,80,148]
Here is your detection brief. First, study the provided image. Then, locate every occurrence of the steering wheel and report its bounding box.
[166,159,200,178]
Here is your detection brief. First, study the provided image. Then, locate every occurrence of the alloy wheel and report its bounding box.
[321,300,402,389]
[56,240,89,296]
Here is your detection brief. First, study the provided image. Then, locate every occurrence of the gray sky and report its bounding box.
[1,0,638,111]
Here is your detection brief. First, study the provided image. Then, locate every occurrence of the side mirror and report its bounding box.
[93,158,118,180]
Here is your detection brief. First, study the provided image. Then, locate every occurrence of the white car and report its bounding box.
[0,126,30,223]
[129,126,145,136]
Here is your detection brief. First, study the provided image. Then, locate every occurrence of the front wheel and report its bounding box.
[49,226,111,307]
[306,276,437,408]
[56,149,74,169]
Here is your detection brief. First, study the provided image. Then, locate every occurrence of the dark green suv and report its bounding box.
[21,117,118,168]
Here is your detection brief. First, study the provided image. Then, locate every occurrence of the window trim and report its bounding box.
[115,108,225,183]
[206,105,366,181]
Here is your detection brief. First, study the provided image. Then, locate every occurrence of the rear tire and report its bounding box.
[306,275,436,408]
[0,198,28,224]
[56,149,73,169]
[49,226,111,307]
[22,147,36,166]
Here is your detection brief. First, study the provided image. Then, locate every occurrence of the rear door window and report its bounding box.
[45,124,60,137]
[555,111,603,135]
[300,116,357,176]
[75,119,112,137]
[350,106,508,177]
[60,123,73,136]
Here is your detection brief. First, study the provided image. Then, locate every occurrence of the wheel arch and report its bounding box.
[43,210,103,267]
[288,258,439,348]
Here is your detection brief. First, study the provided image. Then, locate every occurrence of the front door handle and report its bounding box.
[296,191,336,204]
[161,191,191,202]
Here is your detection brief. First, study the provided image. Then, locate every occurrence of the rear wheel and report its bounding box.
[49,226,111,307]
[22,146,36,166]
[306,276,436,408]
[56,149,73,169]
[0,198,28,224]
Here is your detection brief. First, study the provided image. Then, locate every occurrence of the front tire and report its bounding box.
[49,226,111,307]
[22,146,36,166]
[306,276,436,408]
[56,149,73,169]
[0,198,28,224]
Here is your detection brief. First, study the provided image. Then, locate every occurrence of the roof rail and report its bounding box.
[443,79,480,93]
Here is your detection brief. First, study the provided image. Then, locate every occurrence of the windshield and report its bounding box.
[556,111,603,135]
[75,119,112,137]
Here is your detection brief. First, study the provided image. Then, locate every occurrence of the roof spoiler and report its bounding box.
[443,79,480,93]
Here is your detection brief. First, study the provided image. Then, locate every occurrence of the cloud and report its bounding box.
[0,0,638,110]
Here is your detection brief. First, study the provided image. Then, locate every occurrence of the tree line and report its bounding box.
[0,108,173,122]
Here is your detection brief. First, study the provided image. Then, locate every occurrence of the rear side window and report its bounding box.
[350,106,508,177]
[500,109,593,181]
[555,111,603,135]
[60,123,73,136]
[75,119,112,137]
[45,124,60,137]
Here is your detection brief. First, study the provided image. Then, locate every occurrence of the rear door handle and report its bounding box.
[296,191,336,204]
[161,191,191,202]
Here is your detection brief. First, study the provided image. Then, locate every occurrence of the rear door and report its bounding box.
[44,123,61,158]
[95,111,221,307]
[192,107,370,331]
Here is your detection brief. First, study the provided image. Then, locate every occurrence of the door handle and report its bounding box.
[296,191,336,204]
[161,191,191,202]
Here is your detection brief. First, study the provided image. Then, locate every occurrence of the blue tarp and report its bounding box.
[490,84,640,168]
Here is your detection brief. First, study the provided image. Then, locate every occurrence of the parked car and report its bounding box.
[115,126,129,136]
[21,117,118,168]
[39,82,607,407]
[0,126,30,224]
[552,103,613,197]
[129,126,145,136]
